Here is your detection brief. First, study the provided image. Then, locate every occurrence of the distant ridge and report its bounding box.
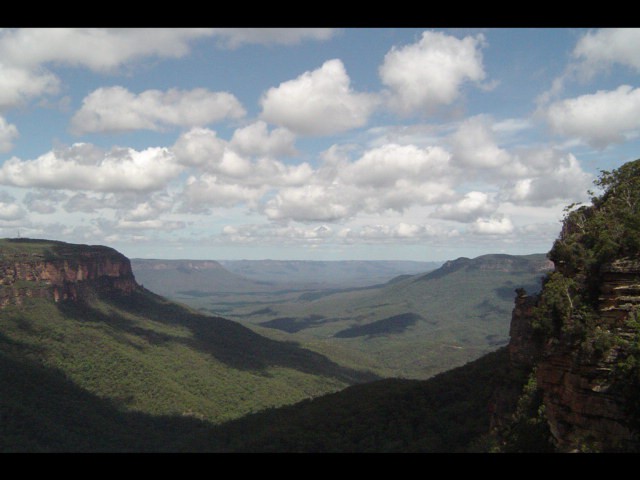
[417,253,552,281]
[218,259,441,287]
[131,258,269,296]
[131,258,443,299]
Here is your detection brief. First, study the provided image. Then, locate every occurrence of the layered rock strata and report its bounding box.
[499,258,640,451]
[0,242,139,306]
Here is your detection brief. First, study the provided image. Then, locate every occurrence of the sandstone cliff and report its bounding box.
[495,258,640,452]
[0,239,140,307]
[491,159,640,452]
[536,258,640,451]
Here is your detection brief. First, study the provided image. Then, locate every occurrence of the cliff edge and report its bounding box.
[493,160,640,452]
[0,238,139,306]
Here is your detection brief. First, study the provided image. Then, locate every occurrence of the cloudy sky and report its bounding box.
[0,28,639,261]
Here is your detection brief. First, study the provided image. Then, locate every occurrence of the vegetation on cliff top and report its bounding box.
[0,238,126,267]
[533,160,640,338]
[549,160,640,302]
[520,159,640,451]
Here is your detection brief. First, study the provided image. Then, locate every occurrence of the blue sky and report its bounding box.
[0,28,639,261]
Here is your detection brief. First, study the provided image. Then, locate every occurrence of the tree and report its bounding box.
[548,159,640,308]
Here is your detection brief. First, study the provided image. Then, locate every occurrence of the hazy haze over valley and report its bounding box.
[132,253,551,379]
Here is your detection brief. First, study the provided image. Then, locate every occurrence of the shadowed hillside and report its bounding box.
[223,253,552,379]
[195,348,514,452]
[0,238,378,451]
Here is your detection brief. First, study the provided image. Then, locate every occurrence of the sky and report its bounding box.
[0,27,639,261]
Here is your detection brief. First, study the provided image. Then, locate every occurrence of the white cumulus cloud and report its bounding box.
[230,121,296,157]
[504,152,592,206]
[221,223,334,245]
[0,202,25,221]
[543,85,640,148]
[337,222,456,244]
[180,174,265,212]
[71,86,245,134]
[538,29,640,107]
[251,158,315,187]
[120,195,174,222]
[340,144,453,188]
[0,28,214,72]
[449,115,511,169]
[0,29,215,111]
[0,143,183,192]
[172,127,313,189]
[0,192,26,220]
[63,193,107,213]
[260,59,378,136]
[379,30,486,115]
[356,223,426,239]
[115,219,186,231]
[0,63,59,110]
[264,184,356,222]
[0,116,19,152]
[23,190,67,214]
[573,28,640,77]
[469,216,514,235]
[432,191,497,223]
[172,128,227,168]
[262,144,457,222]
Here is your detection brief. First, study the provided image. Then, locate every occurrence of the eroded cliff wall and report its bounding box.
[498,258,640,452]
[0,241,139,306]
[535,258,640,451]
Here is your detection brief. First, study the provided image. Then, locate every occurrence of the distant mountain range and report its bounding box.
[218,259,442,287]
[131,258,441,295]
[131,258,272,295]
[133,252,552,379]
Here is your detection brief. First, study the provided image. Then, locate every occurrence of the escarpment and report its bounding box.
[493,160,640,452]
[496,260,640,452]
[0,239,140,306]
[534,258,640,452]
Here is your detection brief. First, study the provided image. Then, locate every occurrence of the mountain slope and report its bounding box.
[130,258,441,319]
[227,253,552,379]
[131,258,273,297]
[192,347,514,452]
[218,259,440,288]
[0,239,377,451]
[0,349,220,452]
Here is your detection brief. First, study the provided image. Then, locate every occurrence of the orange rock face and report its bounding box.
[0,244,140,306]
[501,258,640,451]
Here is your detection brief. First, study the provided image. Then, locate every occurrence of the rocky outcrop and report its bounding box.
[0,240,140,306]
[535,346,634,452]
[508,289,544,368]
[496,258,640,452]
[598,259,640,324]
[534,258,640,452]
[488,289,543,435]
